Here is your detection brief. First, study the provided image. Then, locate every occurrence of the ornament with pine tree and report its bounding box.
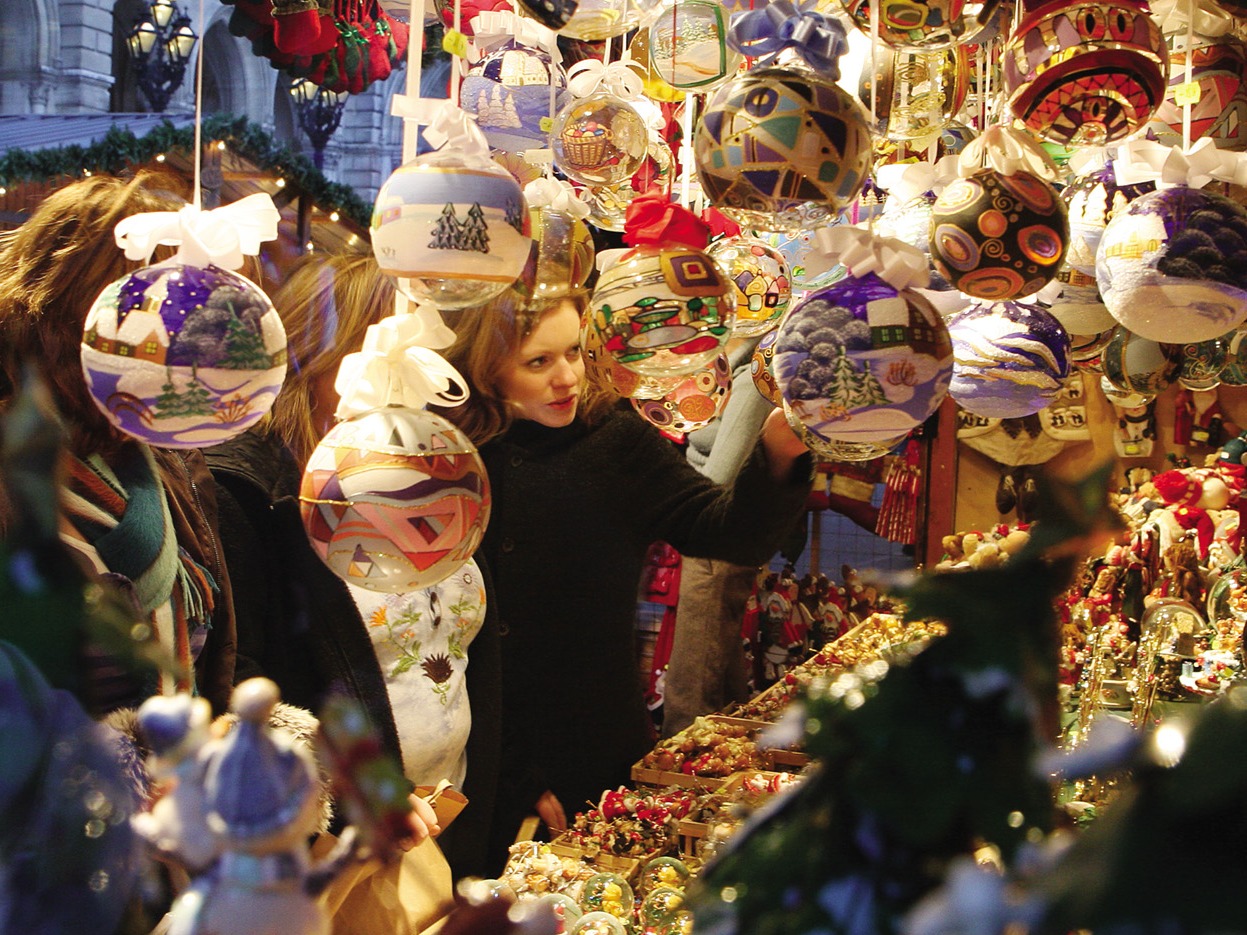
[686,464,1123,935]
[81,193,287,448]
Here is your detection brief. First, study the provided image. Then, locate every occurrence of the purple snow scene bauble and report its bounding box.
[948,300,1070,418]
[82,262,287,448]
[773,273,953,443]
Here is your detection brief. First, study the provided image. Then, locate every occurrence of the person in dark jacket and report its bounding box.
[434,287,813,871]
[205,251,489,877]
[0,172,236,716]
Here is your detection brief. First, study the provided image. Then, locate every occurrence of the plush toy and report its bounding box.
[1149,468,1216,559]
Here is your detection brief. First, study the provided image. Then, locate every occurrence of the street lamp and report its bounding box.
[126,0,198,112]
[290,77,349,170]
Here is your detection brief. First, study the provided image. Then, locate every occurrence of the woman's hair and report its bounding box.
[264,250,396,465]
[0,171,188,455]
[435,288,616,446]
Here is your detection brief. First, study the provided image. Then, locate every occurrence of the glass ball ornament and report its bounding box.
[1218,328,1247,386]
[694,64,874,233]
[1099,326,1181,395]
[753,228,849,291]
[581,312,684,398]
[751,328,783,405]
[1096,187,1247,343]
[1068,328,1113,373]
[371,150,532,310]
[1147,36,1247,152]
[930,169,1069,300]
[81,263,287,448]
[560,0,643,40]
[640,887,687,931]
[639,856,692,894]
[570,912,629,935]
[588,244,734,378]
[551,92,649,187]
[947,300,1071,418]
[1063,162,1155,277]
[632,353,732,434]
[839,0,1001,48]
[1206,568,1247,630]
[1099,375,1152,411]
[774,273,954,442]
[579,873,634,920]
[707,235,792,338]
[531,206,596,300]
[1177,333,1232,391]
[1141,598,1213,658]
[783,403,906,459]
[461,41,569,154]
[300,407,490,593]
[627,27,686,103]
[859,44,970,141]
[1003,0,1169,146]
[648,0,743,91]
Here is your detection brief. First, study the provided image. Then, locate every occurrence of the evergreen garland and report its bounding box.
[0,114,372,228]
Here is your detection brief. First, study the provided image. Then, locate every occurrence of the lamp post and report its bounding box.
[126,0,198,112]
[290,78,349,170]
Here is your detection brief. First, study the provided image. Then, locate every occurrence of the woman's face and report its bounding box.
[497,301,584,429]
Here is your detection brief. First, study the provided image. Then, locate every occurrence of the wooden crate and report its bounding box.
[676,818,708,862]
[547,834,650,883]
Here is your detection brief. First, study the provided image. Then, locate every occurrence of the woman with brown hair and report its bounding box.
[0,172,236,715]
[433,286,813,870]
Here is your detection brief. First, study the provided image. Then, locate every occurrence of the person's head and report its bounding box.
[264,251,396,465]
[435,288,615,446]
[0,171,188,455]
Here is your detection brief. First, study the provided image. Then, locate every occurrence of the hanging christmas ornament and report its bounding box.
[1218,328,1247,385]
[1147,35,1247,151]
[751,327,783,404]
[648,0,743,91]
[559,0,644,40]
[587,194,734,378]
[839,0,1001,48]
[81,194,286,449]
[460,14,569,154]
[1177,332,1231,390]
[1099,324,1181,394]
[551,60,650,186]
[753,227,850,291]
[706,235,793,338]
[1095,147,1247,343]
[524,178,596,299]
[775,228,953,442]
[948,299,1070,418]
[1067,328,1114,373]
[373,100,532,311]
[929,126,1069,300]
[300,314,489,593]
[783,403,907,460]
[1062,156,1156,276]
[632,353,733,435]
[858,44,970,142]
[580,307,683,398]
[693,2,873,232]
[1003,0,1168,146]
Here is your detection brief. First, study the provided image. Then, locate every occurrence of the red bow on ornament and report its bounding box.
[623,190,712,250]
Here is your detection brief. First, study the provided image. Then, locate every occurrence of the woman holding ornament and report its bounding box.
[206,251,490,880]
[0,172,237,715]
[434,287,812,869]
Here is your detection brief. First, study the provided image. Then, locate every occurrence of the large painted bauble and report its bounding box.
[1147,37,1247,152]
[774,273,953,442]
[839,0,1001,48]
[751,328,782,404]
[1044,265,1117,334]
[461,41,569,154]
[1063,163,1155,276]
[947,300,1070,418]
[782,403,907,460]
[929,170,1069,300]
[859,45,970,141]
[1177,333,1231,391]
[81,263,286,448]
[1218,328,1247,386]
[551,93,649,187]
[531,206,596,300]
[588,245,734,378]
[648,0,743,91]
[694,65,874,232]
[1003,0,1168,146]
[632,354,732,434]
[1095,187,1247,343]
[706,235,792,338]
[1099,325,1181,394]
[580,314,683,398]
[300,408,490,593]
[371,152,532,310]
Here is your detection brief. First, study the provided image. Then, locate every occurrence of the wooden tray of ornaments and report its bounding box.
[546,833,650,883]
[632,715,801,790]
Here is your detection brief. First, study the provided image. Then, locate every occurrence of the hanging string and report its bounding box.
[451,0,463,107]
[680,93,695,208]
[869,0,879,128]
[193,0,205,209]
[402,0,426,162]
[1182,0,1196,150]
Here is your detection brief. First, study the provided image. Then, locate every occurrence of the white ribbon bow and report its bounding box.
[596,247,630,274]
[1112,137,1247,189]
[809,226,931,291]
[873,157,959,203]
[470,10,562,59]
[1066,146,1111,178]
[1148,0,1236,37]
[524,177,591,220]
[391,95,492,159]
[334,313,470,419]
[113,193,281,270]
[565,59,645,100]
[957,126,1059,181]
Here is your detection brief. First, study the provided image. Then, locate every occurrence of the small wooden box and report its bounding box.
[547,834,650,883]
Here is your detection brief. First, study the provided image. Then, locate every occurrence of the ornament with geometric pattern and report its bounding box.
[1095,186,1247,343]
[632,353,733,435]
[300,407,490,593]
[1146,36,1247,152]
[751,328,783,404]
[839,0,1002,49]
[707,235,793,338]
[1003,0,1168,146]
[929,168,1069,300]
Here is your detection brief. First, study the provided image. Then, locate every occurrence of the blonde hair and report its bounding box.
[435,288,616,446]
[264,251,396,465]
[0,171,188,455]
